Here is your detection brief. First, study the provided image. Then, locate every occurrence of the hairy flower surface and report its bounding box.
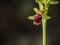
[33,12,42,25]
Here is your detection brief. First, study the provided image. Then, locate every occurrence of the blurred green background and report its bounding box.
[0,0,60,45]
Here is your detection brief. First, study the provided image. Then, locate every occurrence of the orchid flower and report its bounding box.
[28,0,58,45]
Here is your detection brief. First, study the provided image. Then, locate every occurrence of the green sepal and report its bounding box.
[42,8,51,20]
[46,0,59,7]
[46,0,51,7]
[38,2,44,10]
[28,16,34,20]
[50,1,59,4]
[42,15,51,20]
[36,0,45,3]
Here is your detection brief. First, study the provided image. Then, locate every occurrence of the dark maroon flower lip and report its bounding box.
[33,12,42,25]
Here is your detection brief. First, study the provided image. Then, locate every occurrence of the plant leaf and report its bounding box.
[28,16,34,20]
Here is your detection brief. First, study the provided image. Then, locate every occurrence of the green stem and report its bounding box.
[42,19,47,45]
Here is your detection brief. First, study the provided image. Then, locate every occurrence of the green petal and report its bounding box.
[28,16,34,20]
[42,9,51,20]
[33,8,39,12]
[42,8,48,15]
[41,8,48,14]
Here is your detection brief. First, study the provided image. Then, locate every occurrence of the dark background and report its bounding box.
[0,0,60,45]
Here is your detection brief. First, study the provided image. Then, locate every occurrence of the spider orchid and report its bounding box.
[28,0,58,45]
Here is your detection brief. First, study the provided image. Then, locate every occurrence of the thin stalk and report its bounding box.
[42,19,47,45]
[42,0,47,45]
